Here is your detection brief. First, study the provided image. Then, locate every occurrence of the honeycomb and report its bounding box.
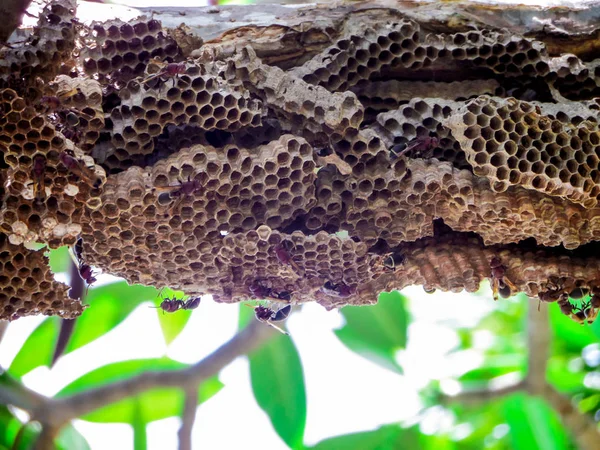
[81,136,319,290]
[80,17,180,85]
[351,80,500,114]
[3,4,600,319]
[445,96,600,208]
[105,63,264,171]
[0,233,84,320]
[45,75,105,151]
[0,0,77,86]
[0,89,106,247]
[373,98,469,169]
[224,46,364,144]
[361,231,600,308]
[290,14,422,92]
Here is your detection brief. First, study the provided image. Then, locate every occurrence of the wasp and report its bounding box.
[489,256,517,301]
[70,237,98,296]
[273,242,302,274]
[320,281,355,298]
[183,296,201,310]
[583,301,599,324]
[391,135,440,159]
[60,149,102,188]
[557,294,596,325]
[248,280,293,303]
[142,62,187,88]
[381,252,405,273]
[152,297,185,313]
[247,304,292,335]
[78,263,98,296]
[29,155,47,204]
[154,175,203,212]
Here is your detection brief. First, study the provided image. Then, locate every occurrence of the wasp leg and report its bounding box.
[491,278,500,301]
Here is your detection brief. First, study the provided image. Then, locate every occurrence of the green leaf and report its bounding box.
[56,358,223,423]
[154,289,191,345]
[158,309,191,345]
[0,405,22,448]
[9,318,59,378]
[502,393,572,450]
[334,290,407,374]
[10,423,40,450]
[65,282,159,354]
[56,424,91,450]
[310,425,415,450]
[133,402,147,450]
[249,333,306,449]
[47,246,73,274]
[547,357,586,393]
[458,356,525,383]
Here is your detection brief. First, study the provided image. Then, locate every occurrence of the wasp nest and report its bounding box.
[0,0,77,86]
[105,63,264,171]
[3,1,600,318]
[0,233,83,320]
[80,17,180,84]
[0,88,105,248]
[445,96,600,208]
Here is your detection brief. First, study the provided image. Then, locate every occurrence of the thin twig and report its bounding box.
[178,387,197,450]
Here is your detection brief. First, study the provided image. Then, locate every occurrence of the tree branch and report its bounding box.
[545,385,600,450]
[33,424,59,450]
[0,0,33,43]
[37,319,274,427]
[0,374,46,414]
[526,302,550,396]
[178,387,197,450]
[441,381,525,405]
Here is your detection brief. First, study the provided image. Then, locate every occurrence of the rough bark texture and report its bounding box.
[2,0,600,319]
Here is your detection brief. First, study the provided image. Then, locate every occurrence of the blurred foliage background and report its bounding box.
[0,243,599,449]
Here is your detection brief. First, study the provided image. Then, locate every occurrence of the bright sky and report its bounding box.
[4,1,520,448]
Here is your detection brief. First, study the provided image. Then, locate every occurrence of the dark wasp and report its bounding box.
[248,304,292,335]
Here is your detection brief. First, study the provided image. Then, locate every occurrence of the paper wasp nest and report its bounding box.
[3,0,600,318]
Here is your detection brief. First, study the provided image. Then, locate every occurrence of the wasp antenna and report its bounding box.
[267,322,289,335]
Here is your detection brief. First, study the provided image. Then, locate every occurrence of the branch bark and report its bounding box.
[545,385,600,450]
[0,0,32,43]
[178,387,197,450]
[441,381,525,405]
[526,302,550,396]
